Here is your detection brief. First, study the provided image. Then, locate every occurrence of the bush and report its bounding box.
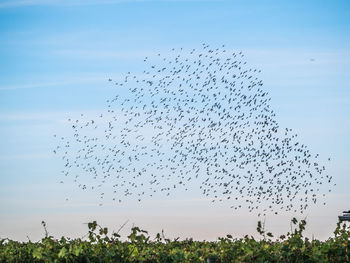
[0,218,349,262]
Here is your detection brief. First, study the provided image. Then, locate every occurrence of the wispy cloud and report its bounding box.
[0,110,103,122]
[0,82,67,91]
[53,49,154,60]
[0,74,111,90]
[0,0,224,8]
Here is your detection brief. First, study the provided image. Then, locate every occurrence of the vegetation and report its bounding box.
[1,218,349,262]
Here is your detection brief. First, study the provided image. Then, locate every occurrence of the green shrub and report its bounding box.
[1,218,349,262]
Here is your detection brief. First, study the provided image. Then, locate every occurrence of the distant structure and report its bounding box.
[339,210,350,222]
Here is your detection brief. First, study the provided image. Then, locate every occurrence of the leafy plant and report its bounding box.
[1,218,349,262]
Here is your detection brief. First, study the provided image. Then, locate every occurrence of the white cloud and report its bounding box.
[53,49,156,60]
[0,73,117,90]
[0,0,225,8]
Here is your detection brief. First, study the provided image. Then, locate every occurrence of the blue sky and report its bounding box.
[0,0,350,241]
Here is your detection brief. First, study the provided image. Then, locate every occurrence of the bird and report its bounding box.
[53,44,334,215]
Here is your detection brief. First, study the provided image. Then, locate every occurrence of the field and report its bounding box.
[1,218,349,263]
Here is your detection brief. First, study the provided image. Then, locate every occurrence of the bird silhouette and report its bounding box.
[54,44,334,216]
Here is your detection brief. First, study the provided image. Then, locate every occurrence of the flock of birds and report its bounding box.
[54,44,334,215]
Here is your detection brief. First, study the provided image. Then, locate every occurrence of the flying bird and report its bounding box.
[54,44,334,216]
